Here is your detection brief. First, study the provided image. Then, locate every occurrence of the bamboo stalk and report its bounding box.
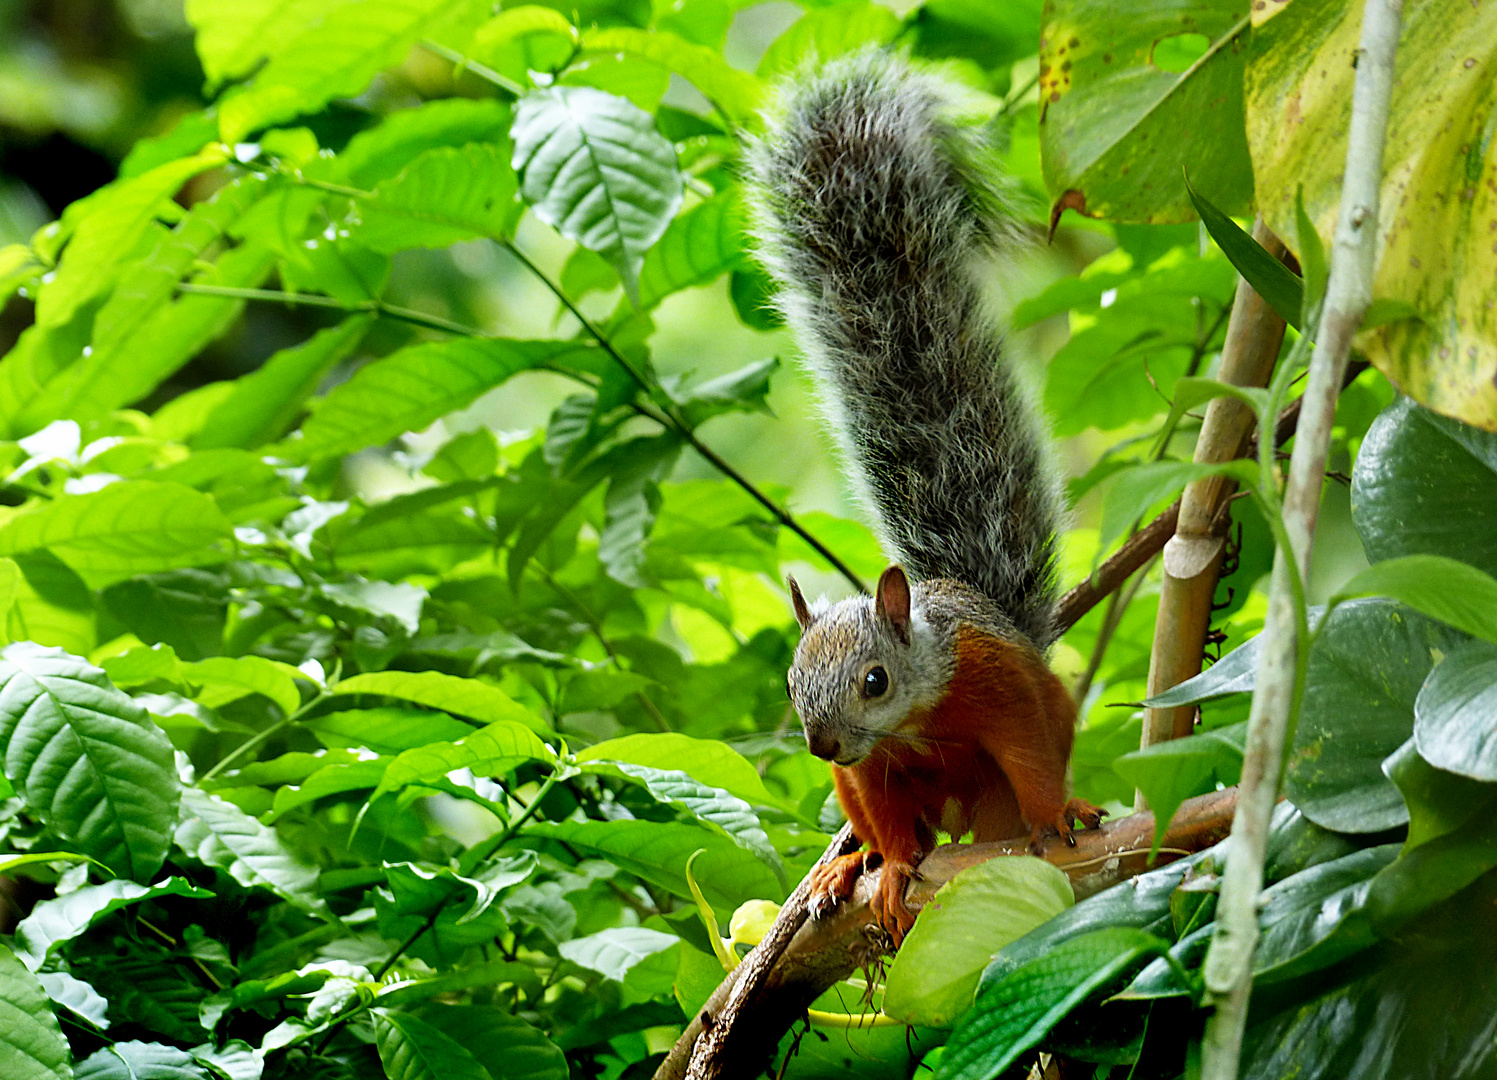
[1199,2,1403,1075]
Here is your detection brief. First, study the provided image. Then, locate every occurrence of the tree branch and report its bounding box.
[1199,2,1403,1075]
[664,788,1238,1080]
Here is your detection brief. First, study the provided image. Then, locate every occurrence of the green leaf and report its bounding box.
[216,0,468,143]
[175,786,330,915]
[1413,642,1497,782]
[101,644,183,688]
[558,926,680,989]
[193,317,373,449]
[37,970,110,1030]
[1287,599,1471,833]
[0,851,92,876]
[1149,375,1270,457]
[14,878,215,970]
[353,142,520,252]
[1112,723,1244,855]
[756,1,902,78]
[884,857,1074,1028]
[180,656,304,717]
[268,759,389,819]
[0,481,234,589]
[909,0,1041,72]
[374,1009,496,1080]
[307,706,475,755]
[1140,633,1259,707]
[576,732,783,809]
[413,1005,567,1080]
[0,940,72,1080]
[1331,555,1497,647]
[637,190,748,310]
[580,28,762,123]
[287,338,594,462]
[1352,398,1497,576]
[186,0,331,88]
[1384,738,1497,850]
[525,818,783,909]
[1245,0,1497,430]
[336,98,513,189]
[1098,460,1255,556]
[512,86,684,306]
[332,670,549,733]
[938,928,1170,1080]
[33,148,228,331]
[1185,175,1303,330]
[373,720,551,801]
[0,643,180,881]
[1039,1,1252,224]
[74,1041,211,1080]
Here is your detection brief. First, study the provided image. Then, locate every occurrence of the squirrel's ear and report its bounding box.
[875,566,912,644]
[787,575,814,631]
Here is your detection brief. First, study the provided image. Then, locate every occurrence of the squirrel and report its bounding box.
[745,50,1104,943]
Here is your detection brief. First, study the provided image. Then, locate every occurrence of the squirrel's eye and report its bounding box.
[863,666,889,698]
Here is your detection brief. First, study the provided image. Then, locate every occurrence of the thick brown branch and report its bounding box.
[663,788,1238,1080]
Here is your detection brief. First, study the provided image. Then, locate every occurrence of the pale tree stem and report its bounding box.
[1199,2,1403,1077]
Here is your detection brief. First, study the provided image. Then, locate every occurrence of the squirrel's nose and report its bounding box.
[807,731,841,761]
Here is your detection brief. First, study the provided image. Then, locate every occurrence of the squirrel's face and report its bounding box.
[785,568,948,767]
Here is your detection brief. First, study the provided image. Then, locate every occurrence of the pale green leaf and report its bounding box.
[580,28,762,123]
[0,941,72,1080]
[15,878,214,970]
[374,720,551,800]
[175,786,330,915]
[353,142,520,252]
[373,1010,494,1080]
[332,670,548,732]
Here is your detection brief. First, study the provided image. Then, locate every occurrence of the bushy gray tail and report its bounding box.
[746,50,1062,648]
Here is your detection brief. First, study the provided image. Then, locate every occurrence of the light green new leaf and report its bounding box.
[757,0,902,78]
[1414,643,1497,782]
[34,148,229,331]
[15,878,214,970]
[1113,723,1245,855]
[637,190,748,310]
[101,644,183,688]
[0,643,180,881]
[286,338,596,461]
[180,655,305,717]
[1098,460,1255,556]
[74,1042,209,1080]
[884,857,1074,1028]
[175,787,330,916]
[937,928,1170,1080]
[353,142,520,252]
[1331,555,1497,647]
[306,706,474,754]
[216,0,469,143]
[512,86,683,306]
[581,28,762,123]
[269,759,389,819]
[186,0,341,88]
[558,926,679,994]
[526,818,783,909]
[1246,0,1497,430]
[0,481,234,589]
[1038,0,1252,223]
[335,97,512,189]
[576,732,782,809]
[374,720,551,801]
[193,316,373,450]
[332,670,548,733]
[0,941,71,1080]
[374,1009,495,1080]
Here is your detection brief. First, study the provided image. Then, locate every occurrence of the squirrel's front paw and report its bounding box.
[1064,797,1107,832]
[869,860,920,945]
[808,852,872,919]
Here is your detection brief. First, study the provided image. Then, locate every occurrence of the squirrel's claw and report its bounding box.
[807,852,869,919]
[869,860,919,945]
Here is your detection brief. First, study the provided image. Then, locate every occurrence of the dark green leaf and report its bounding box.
[374,1010,495,1080]
[415,1005,568,1080]
[1413,642,1497,781]
[1186,176,1303,330]
[14,879,213,970]
[0,643,181,881]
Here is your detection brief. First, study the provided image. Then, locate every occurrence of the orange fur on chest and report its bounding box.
[836,625,1076,851]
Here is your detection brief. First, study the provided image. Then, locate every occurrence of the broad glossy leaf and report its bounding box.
[188,1043,259,1080]
[15,878,214,970]
[1287,599,1470,833]
[186,0,338,87]
[37,970,110,1030]
[1141,632,1260,707]
[216,0,465,143]
[73,1041,208,1080]
[1038,0,1252,223]
[0,643,180,880]
[415,1005,568,1080]
[884,857,1073,1028]
[1245,0,1497,430]
[1099,460,1255,554]
[909,0,1041,73]
[512,86,683,305]
[33,149,228,331]
[1112,723,1244,854]
[580,28,761,123]
[353,142,520,252]
[180,656,304,717]
[306,706,474,754]
[193,317,373,450]
[559,926,679,991]
[938,928,1169,1080]
[0,940,71,1080]
[287,338,595,462]
[1351,398,1497,577]
[175,787,329,915]
[374,1009,494,1080]
[1414,642,1497,781]
[757,1,902,78]
[1383,738,1497,850]
[1331,555,1497,647]
[333,670,548,732]
[637,191,747,310]
[525,818,783,909]
[101,644,183,687]
[577,732,782,809]
[374,720,551,801]
[269,759,388,819]
[0,481,234,589]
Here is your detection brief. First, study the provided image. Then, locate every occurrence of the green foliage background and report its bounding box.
[1,2,1494,1080]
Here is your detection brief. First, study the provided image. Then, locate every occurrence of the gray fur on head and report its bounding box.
[746,49,1064,649]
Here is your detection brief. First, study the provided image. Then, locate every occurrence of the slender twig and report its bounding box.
[175,281,480,337]
[1199,3,1402,1076]
[419,38,527,97]
[200,689,329,782]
